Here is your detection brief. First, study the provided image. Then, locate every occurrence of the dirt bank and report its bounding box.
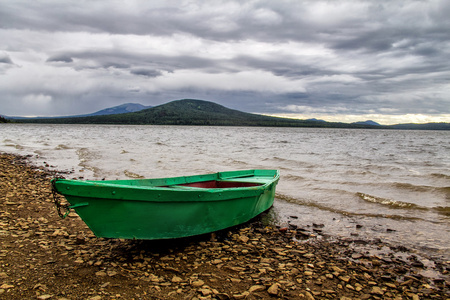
[0,153,448,299]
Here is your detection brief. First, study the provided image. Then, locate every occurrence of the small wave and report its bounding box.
[271,156,315,168]
[358,193,450,217]
[4,143,23,149]
[434,206,450,217]
[55,144,71,150]
[76,148,100,161]
[76,148,102,178]
[124,170,144,179]
[357,193,425,210]
[391,182,450,200]
[275,193,422,221]
[344,169,377,176]
[226,159,249,166]
[431,173,450,180]
[272,156,290,162]
[282,174,306,181]
[392,182,434,193]
[440,186,450,199]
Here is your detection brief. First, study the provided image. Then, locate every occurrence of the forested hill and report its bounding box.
[16,99,376,128]
[13,99,450,129]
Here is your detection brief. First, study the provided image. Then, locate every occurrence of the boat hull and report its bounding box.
[52,170,279,240]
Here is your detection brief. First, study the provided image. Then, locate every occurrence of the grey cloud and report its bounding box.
[102,62,130,69]
[47,54,73,63]
[0,0,449,120]
[61,49,227,74]
[130,68,162,78]
[0,53,13,64]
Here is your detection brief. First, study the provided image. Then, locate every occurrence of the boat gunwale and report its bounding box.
[52,169,280,202]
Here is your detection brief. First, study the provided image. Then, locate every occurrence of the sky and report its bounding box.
[1,0,449,125]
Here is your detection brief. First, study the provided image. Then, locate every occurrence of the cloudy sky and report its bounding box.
[1,0,449,124]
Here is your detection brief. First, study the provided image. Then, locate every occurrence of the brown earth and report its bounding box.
[0,153,448,300]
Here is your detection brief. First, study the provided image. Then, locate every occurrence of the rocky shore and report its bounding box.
[1,153,448,299]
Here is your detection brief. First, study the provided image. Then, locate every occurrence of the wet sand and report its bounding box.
[0,153,448,299]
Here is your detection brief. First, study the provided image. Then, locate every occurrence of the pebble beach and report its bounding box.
[0,153,448,299]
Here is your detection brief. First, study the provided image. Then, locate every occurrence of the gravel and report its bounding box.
[1,153,448,299]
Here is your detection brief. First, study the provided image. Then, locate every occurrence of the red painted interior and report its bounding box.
[178,180,262,188]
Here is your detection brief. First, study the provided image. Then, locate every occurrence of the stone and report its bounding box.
[239,235,249,243]
[0,284,13,289]
[267,283,279,295]
[215,293,230,300]
[370,286,384,295]
[339,275,351,283]
[74,258,84,264]
[100,282,110,288]
[305,291,315,300]
[248,285,265,293]
[332,266,344,273]
[385,283,397,289]
[191,279,205,287]
[211,259,223,265]
[233,291,249,299]
[199,288,212,296]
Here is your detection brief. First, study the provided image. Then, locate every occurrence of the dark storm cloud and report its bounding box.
[0,0,449,123]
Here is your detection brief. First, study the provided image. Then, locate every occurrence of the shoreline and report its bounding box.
[0,152,448,299]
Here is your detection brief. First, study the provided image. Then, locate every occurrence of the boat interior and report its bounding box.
[171,180,263,189]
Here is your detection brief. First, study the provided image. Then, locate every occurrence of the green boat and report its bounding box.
[51,169,279,240]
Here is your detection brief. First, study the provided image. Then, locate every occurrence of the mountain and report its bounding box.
[12,99,450,130]
[389,122,450,130]
[5,103,151,119]
[307,118,327,123]
[17,99,372,128]
[352,120,381,126]
[85,103,152,116]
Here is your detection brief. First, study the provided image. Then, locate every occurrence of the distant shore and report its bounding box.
[7,99,450,130]
[0,152,448,299]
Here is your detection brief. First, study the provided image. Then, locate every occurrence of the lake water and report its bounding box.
[1,124,449,260]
